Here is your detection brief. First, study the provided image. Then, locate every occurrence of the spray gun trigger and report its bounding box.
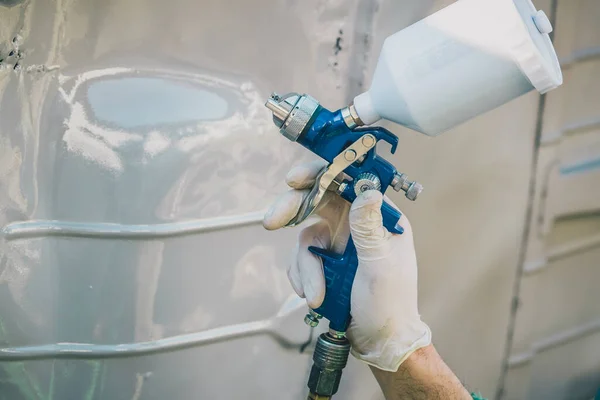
[285,134,377,228]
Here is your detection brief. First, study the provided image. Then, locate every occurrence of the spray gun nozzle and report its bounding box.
[265,98,290,125]
[264,93,320,142]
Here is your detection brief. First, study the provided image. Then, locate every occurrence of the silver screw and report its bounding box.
[361,135,376,148]
[344,149,357,161]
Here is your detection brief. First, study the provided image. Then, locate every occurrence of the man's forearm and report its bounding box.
[370,344,472,400]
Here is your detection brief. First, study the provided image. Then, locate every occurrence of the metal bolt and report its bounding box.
[305,310,322,327]
[304,314,319,327]
[337,182,348,195]
[344,149,357,161]
[361,135,375,148]
[391,173,407,191]
[308,333,350,396]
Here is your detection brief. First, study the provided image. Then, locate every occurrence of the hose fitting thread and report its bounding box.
[307,333,351,397]
[312,334,351,370]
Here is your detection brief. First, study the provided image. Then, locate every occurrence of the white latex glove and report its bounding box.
[264,161,432,372]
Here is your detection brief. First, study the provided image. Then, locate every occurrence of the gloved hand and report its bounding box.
[264,161,432,372]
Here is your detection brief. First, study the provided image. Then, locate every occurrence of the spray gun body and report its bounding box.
[266,93,418,332]
[266,93,421,398]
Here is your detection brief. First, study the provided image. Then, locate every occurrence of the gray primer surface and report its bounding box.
[0,0,391,398]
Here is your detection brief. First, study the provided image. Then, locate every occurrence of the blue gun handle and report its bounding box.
[309,239,358,332]
[308,200,403,332]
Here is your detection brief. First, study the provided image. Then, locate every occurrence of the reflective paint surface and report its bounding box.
[0,0,386,398]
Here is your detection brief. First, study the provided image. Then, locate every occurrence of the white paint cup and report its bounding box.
[353,0,563,136]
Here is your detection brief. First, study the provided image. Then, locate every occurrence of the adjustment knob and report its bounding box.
[405,181,423,201]
[354,173,382,196]
[304,310,322,327]
[391,173,423,201]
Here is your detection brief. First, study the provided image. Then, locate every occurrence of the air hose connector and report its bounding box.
[307,332,351,398]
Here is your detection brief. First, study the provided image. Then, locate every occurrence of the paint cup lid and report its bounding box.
[509,0,563,94]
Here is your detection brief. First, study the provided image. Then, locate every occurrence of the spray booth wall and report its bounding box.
[0,0,598,399]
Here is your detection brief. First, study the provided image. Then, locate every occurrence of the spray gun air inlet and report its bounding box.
[307,333,351,399]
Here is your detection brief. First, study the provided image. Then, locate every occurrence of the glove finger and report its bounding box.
[263,189,308,230]
[296,221,331,309]
[288,242,305,298]
[349,190,390,261]
[285,160,327,189]
[381,194,412,234]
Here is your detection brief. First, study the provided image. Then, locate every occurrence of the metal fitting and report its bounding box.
[336,182,348,196]
[391,173,423,201]
[307,333,351,397]
[328,329,346,339]
[304,310,322,327]
[349,104,363,126]
[265,93,319,142]
[340,104,365,129]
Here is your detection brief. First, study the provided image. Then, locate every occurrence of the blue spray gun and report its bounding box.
[265,1,561,398]
[265,93,419,398]
[265,93,422,330]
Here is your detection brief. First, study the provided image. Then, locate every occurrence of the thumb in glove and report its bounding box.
[347,190,432,372]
